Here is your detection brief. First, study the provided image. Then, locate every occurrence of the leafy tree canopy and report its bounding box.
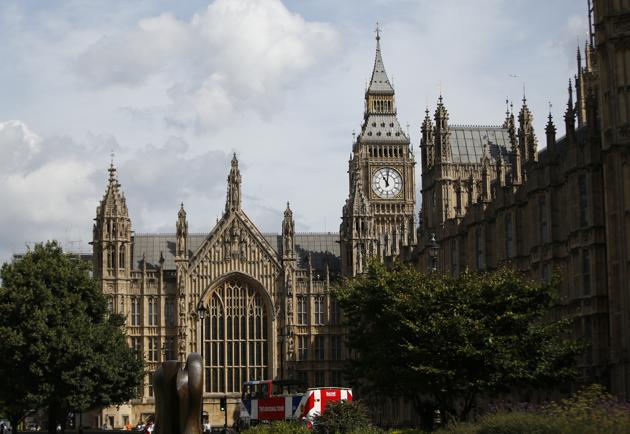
[333,261,580,425]
[0,242,144,434]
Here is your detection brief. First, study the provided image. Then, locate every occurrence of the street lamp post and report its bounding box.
[197,302,208,320]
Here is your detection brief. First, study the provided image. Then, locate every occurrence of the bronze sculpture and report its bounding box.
[153,353,203,434]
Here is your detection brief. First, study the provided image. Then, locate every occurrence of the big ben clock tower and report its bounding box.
[340,28,417,276]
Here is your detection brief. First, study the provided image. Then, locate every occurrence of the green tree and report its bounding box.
[333,262,580,427]
[0,242,144,434]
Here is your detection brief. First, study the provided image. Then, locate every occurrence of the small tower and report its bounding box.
[282,202,296,260]
[565,79,576,145]
[91,161,132,282]
[546,111,557,149]
[176,203,188,261]
[481,146,491,203]
[434,95,452,163]
[576,45,587,127]
[226,153,242,213]
[496,153,506,187]
[518,96,538,163]
[420,107,434,171]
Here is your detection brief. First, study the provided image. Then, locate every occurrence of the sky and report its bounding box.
[0,0,588,262]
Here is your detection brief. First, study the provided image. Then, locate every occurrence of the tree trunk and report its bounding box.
[48,404,58,434]
[10,416,19,434]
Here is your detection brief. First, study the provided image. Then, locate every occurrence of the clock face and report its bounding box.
[372,167,403,199]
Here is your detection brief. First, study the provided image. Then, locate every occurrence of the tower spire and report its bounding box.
[546,105,556,149]
[518,96,538,163]
[282,202,295,259]
[565,79,576,143]
[367,24,394,96]
[225,153,242,213]
[176,203,188,259]
[92,161,131,280]
[434,94,452,163]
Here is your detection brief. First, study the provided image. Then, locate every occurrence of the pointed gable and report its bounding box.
[185,155,281,284]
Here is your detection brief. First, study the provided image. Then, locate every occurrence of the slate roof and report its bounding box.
[131,232,340,272]
[368,37,394,94]
[359,114,409,143]
[448,126,512,164]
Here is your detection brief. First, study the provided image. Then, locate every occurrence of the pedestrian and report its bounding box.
[203,421,211,434]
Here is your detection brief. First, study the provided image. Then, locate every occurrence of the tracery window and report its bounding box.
[148,337,158,362]
[108,246,115,269]
[118,247,125,270]
[314,335,325,360]
[131,297,141,326]
[203,278,269,394]
[297,296,307,325]
[297,335,308,360]
[314,296,325,325]
[148,297,158,326]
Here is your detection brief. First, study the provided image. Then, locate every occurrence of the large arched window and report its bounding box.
[203,278,269,394]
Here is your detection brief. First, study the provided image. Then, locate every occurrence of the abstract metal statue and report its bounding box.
[153,353,203,434]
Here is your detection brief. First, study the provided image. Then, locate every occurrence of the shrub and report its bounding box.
[241,421,310,434]
[313,401,371,434]
[436,384,630,434]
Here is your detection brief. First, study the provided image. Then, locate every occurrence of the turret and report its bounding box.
[420,108,434,171]
[176,203,188,261]
[576,46,587,127]
[455,179,464,217]
[481,145,491,202]
[467,174,475,208]
[225,153,241,213]
[518,96,538,163]
[91,161,132,280]
[503,101,517,149]
[546,111,557,149]
[565,79,576,144]
[434,95,452,163]
[496,153,506,187]
[282,202,295,260]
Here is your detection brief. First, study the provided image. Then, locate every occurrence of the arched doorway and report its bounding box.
[202,276,270,393]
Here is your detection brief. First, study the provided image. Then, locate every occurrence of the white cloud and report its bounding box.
[75,0,338,132]
[0,0,589,263]
[0,119,232,263]
[0,120,41,172]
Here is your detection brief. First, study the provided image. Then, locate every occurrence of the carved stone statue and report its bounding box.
[153,353,203,434]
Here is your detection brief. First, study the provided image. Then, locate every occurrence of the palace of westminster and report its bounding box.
[83,0,630,428]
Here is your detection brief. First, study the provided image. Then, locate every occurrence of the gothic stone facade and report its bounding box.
[90,2,630,427]
[92,158,345,427]
[413,0,630,400]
